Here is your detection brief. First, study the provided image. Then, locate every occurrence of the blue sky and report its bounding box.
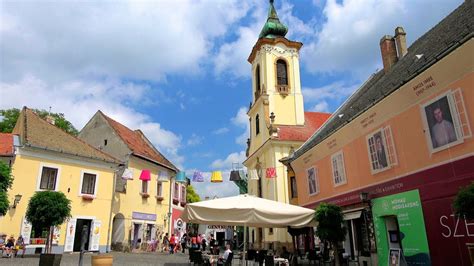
[0,0,462,198]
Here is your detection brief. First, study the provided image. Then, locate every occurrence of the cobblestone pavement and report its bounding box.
[0,251,193,266]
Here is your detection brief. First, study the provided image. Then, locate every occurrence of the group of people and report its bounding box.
[159,232,220,255]
[0,234,26,258]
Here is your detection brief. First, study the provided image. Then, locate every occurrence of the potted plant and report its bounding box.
[314,202,346,266]
[453,182,474,264]
[26,191,71,266]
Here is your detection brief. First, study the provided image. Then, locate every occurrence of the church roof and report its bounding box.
[259,0,288,39]
[275,112,331,142]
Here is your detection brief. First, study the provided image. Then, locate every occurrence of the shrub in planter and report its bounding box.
[26,191,71,265]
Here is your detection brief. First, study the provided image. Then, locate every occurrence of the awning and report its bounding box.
[343,211,362,220]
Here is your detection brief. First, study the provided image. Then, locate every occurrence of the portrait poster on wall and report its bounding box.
[389,248,401,266]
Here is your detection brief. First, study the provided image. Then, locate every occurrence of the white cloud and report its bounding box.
[0,0,253,82]
[231,106,250,146]
[210,151,247,169]
[212,127,230,135]
[310,102,330,112]
[187,133,203,147]
[189,170,240,199]
[302,0,463,78]
[0,75,184,168]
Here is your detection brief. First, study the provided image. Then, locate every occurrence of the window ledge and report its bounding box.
[180,202,187,207]
[140,193,150,198]
[81,194,95,200]
[155,196,164,201]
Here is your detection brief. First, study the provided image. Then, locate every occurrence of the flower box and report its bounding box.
[140,193,150,198]
[155,196,164,201]
[82,194,95,201]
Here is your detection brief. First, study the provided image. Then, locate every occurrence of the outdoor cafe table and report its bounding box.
[274,257,289,265]
[202,253,219,265]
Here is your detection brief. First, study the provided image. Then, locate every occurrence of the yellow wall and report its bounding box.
[112,156,172,242]
[291,39,474,206]
[0,151,115,249]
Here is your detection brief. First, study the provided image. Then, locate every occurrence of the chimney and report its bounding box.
[394,26,407,59]
[45,115,55,125]
[380,35,398,73]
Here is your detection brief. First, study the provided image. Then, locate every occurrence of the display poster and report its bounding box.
[372,189,430,265]
[90,220,101,251]
[52,226,60,245]
[64,218,77,252]
[20,217,32,244]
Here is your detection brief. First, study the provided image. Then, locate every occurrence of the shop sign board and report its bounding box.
[64,218,77,252]
[89,220,101,251]
[372,189,430,266]
[132,211,156,221]
[20,217,32,244]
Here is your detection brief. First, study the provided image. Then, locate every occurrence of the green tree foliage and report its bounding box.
[26,191,71,253]
[186,185,200,203]
[0,161,13,215]
[453,182,474,220]
[315,202,346,264]
[0,108,79,136]
[0,108,20,133]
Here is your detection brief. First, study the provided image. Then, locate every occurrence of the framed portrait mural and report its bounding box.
[421,91,462,153]
[367,129,390,173]
[389,248,401,266]
[307,167,319,195]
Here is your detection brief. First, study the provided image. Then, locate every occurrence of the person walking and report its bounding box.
[201,234,207,251]
[181,233,187,254]
[162,233,169,252]
[169,234,177,254]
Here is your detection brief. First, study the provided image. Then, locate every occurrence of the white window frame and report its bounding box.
[36,163,61,191]
[331,150,347,186]
[307,167,319,196]
[141,180,149,194]
[156,181,163,197]
[180,184,186,203]
[78,170,99,197]
[420,89,470,154]
[366,126,397,174]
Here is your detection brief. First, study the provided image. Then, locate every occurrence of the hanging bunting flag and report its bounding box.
[139,169,151,181]
[176,171,187,183]
[248,169,259,180]
[157,170,169,182]
[266,167,277,178]
[229,170,241,181]
[121,168,134,180]
[192,171,204,182]
[210,171,223,183]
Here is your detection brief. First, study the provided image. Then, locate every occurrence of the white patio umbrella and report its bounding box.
[181,194,316,262]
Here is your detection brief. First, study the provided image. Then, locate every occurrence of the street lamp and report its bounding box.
[12,194,22,208]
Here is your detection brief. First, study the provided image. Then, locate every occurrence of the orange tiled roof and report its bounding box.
[101,112,177,171]
[12,107,120,163]
[0,133,14,156]
[275,112,331,141]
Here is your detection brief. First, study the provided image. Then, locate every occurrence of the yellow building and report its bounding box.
[0,107,121,253]
[79,111,179,251]
[243,1,329,249]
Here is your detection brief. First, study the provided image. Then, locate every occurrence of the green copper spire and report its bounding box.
[259,0,288,39]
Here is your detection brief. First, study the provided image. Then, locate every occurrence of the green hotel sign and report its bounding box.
[372,189,430,265]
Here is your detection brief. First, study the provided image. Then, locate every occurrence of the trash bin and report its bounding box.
[91,254,113,266]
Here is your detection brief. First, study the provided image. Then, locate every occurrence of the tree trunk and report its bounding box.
[332,242,340,266]
[45,226,54,254]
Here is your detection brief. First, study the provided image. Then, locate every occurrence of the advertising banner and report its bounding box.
[372,189,430,266]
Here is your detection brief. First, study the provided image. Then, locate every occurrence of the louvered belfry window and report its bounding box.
[276,59,288,85]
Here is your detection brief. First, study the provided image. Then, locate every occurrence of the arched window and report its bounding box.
[255,65,261,96]
[276,59,288,85]
[255,114,260,135]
